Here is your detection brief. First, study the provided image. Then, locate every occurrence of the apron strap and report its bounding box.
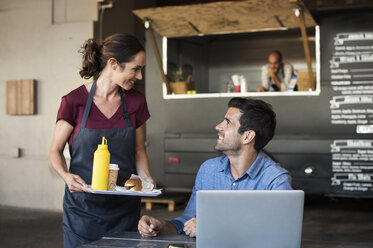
[81,81,133,129]
[81,80,97,128]
[119,89,132,128]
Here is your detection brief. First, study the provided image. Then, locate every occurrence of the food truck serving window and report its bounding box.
[133,0,320,99]
[162,27,320,98]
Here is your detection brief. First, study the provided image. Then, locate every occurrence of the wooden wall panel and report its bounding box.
[6,79,36,115]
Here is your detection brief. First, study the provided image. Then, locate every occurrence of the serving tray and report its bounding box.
[88,186,162,197]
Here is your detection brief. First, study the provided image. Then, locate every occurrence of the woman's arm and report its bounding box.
[49,120,90,193]
[135,123,156,187]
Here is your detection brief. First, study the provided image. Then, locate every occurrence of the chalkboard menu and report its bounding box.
[321,12,373,195]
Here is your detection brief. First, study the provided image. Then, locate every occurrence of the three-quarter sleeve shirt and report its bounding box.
[56,85,150,147]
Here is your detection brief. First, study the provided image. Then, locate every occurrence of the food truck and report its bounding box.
[133,0,373,197]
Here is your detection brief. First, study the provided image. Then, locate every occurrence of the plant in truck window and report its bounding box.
[168,64,194,94]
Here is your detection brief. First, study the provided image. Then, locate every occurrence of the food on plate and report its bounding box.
[124,178,142,191]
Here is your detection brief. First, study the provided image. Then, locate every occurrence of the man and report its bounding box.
[257,50,293,92]
[138,97,292,238]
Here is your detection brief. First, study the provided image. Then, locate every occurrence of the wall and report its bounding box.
[0,0,96,211]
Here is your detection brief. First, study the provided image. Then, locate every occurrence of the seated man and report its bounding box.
[138,97,292,238]
[257,50,293,92]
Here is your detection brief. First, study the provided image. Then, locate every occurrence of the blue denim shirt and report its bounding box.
[170,151,292,234]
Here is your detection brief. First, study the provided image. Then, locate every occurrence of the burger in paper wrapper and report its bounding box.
[124,174,154,192]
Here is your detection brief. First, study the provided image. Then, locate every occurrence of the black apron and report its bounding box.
[62,81,140,248]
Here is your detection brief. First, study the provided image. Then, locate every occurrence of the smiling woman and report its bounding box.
[110,51,145,91]
[49,33,155,248]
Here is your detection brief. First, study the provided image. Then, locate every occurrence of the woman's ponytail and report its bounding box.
[79,38,102,79]
[78,34,144,79]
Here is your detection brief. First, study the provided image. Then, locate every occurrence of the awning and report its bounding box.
[133,0,316,38]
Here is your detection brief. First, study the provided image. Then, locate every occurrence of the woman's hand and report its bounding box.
[135,124,157,188]
[49,120,90,192]
[142,175,157,189]
[63,172,90,193]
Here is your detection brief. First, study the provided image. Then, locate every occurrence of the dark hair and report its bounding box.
[269,50,283,61]
[79,33,145,79]
[228,97,276,152]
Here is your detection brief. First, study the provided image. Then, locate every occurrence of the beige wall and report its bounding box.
[0,0,96,211]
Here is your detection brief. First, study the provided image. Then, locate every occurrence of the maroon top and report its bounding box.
[57,85,150,147]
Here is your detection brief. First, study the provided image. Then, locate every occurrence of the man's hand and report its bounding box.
[268,68,277,78]
[183,217,196,237]
[138,215,164,237]
[64,173,89,193]
[256,86,265,92]
[268,68,282,90]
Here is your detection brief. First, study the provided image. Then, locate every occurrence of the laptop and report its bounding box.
[196,190,304,248]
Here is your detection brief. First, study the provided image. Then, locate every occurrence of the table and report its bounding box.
[79,232,196,248]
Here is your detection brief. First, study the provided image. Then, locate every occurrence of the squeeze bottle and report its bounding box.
[91,137,110,190]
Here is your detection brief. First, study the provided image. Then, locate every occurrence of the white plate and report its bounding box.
[88,186,162,197]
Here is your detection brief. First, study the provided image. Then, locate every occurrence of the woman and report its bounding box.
[49,33,155,248]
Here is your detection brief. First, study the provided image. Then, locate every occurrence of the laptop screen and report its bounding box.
[196,190,304,248]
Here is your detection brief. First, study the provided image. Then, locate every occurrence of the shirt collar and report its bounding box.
[246,152,265,179]
[217,156,228,172]
[217,152,265,179]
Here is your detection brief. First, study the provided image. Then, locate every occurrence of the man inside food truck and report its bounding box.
[138,97,292,238]
[256,50,294,92]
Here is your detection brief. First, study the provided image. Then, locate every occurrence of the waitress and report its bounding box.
[49,33,155,248]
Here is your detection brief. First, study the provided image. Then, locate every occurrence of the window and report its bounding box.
[163,26,320,99]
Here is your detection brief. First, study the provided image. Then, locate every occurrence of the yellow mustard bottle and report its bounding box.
[91,137,110,190]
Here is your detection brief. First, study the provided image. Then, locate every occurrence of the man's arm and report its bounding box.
[170,159,209,235]
[269,173,293,190]
[138,161,205,237]
[169,185,198,234]
[268,68,282,90]
[138,215,177,237]
[280,63,293,91]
